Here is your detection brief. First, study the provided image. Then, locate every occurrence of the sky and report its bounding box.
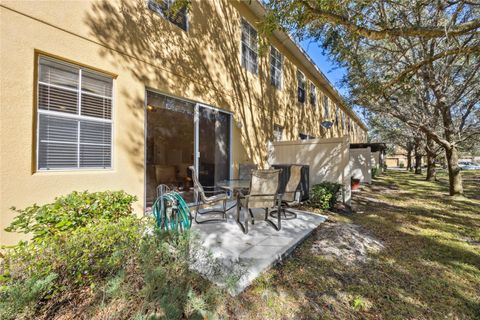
[299,39,368,125]
[299,39,348,96]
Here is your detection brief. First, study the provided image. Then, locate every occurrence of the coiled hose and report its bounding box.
[152,191,191,231]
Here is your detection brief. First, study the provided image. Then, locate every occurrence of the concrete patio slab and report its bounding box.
[190,205,327,295]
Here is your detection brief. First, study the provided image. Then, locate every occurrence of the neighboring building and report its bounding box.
[385,155,408,168]
[0,0,367,244]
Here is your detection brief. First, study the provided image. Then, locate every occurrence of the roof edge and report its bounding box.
[246,0,368,131]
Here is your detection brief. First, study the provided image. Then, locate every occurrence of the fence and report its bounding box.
[268,137,351,205]
[349,147,372,184]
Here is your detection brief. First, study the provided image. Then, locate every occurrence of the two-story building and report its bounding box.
[0,0,367,245]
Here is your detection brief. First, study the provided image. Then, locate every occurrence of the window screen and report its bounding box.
[270,46,282,89]
[37,56,113,170]
[241,19,258,74]
[273,124,283,141]
[148,0,188,31]
[309,82,316,106]
[297,71,306,103]
[323,95,329,118]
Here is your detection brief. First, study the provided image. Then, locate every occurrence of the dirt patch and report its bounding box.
[311,222,384,265]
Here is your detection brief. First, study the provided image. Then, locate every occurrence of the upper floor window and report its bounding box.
[297,70,306,103]
[341,110,346,129]
[273,124,283,141]
[309,82,316,106]
[37,56,113,170]
[299,133,315,140]
[241,19,258,75]
[323,95,329,119]
[270,46,282,89]
[335,105,339,126]
[148,0,188,31]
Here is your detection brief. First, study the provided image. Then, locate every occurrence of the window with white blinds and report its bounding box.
[241,19,258,75]
[37,56,113,170]
[270,46,282,89]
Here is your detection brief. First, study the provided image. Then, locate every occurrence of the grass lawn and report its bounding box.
[3,170,478,319]
[224,170,480,319]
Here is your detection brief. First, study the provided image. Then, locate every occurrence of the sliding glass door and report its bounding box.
[145,91,231,208]
[196,105,231,187]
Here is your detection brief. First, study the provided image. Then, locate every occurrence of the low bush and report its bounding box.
[1,190,221,319]
[372,167,378,178]
[1,216,146,319]
[309,182,343,210]
[137,230,220,319]
[6,190,137,241]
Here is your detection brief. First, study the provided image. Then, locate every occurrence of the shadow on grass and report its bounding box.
[235,171,480,319]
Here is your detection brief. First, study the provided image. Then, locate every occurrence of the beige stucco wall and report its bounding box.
[0,0,366,245]
[268,137,351,205]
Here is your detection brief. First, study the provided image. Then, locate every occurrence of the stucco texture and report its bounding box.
[0,0,366,245]
[268,137,351,205]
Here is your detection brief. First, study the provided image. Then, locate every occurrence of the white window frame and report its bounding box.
[323,95,329,119]
[36,56,114,171]
[270,46,282,89]
[147,0,189,32]
[241,19,258,75]
[273,124,283,141]
[309,82,316,106]
[297,70,306,104]
[335,105,339,126]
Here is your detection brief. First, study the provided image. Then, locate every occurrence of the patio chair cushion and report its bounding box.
[282,165,302,203]
[240,195,276,209]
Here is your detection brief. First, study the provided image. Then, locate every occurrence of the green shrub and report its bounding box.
[310,182,343,210]
[3,216,145,285]
[399,162,405,168]
[0,273,58,320]
[138,230,220,319]
[372,167,378,178]
[6,190,137,241]
[1,190,222,319]
[1,216,147,320]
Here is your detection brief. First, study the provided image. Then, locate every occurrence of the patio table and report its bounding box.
[217,179,250,210]
[217,179,251,232]
[217,179,250,193]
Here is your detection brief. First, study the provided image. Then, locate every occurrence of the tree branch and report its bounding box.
[301,0,480,40]
[382,45,480,88]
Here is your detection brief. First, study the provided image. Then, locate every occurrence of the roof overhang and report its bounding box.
[350,143,387,152]
[246,0,368,131]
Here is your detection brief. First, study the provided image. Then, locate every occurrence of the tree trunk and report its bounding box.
[414,139,422,174]
[426,154,436,181]
[445,146,463,196]
[407,149,412,171]
[415,154,422,174]
[425,137,436,181]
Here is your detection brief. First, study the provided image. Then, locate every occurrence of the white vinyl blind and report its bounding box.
[37,56,113,170]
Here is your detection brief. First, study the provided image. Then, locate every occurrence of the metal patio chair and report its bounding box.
[236,169,283,234]
[271,164,302,220]
[189,166,229,224]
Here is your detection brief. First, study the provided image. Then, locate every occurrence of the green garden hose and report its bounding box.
[152,191,191,231]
